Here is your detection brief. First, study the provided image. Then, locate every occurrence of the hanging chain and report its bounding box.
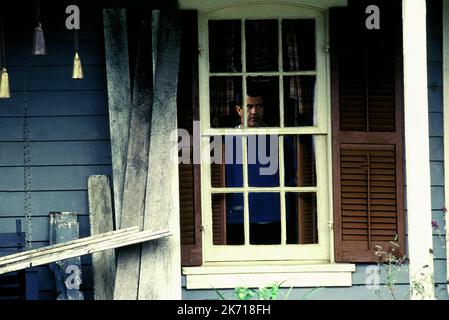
[35,0,41,26]
[0,15,6,68]
[74,28,79,53]
[73,0,79,53]
[23,62,33,250]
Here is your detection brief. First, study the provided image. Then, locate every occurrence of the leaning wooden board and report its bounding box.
[103,8,132,229]
[49,212,84,300]
[138,8,182,300]
[88,176,116,300]
[114,18,154,300]
[0,227,171,275]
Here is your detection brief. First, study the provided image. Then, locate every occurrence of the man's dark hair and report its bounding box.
[233,82,264,107]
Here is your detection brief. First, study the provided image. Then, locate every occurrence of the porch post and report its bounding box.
[402,0,435,299]
[443,0,449,297]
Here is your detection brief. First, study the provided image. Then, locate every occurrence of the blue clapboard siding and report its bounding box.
[0,191,89,217]
[0,91,108,117]
[0,0,111,300]
[0,117,110,142]
[0,141,111,166]
[0,216,92,242]
[183,0,448,300]
[183,284,449,300]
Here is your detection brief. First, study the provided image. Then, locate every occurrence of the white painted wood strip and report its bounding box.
[0,229,170,275]
[103,9,132,228]
[185,272,352,289]
[114,19,154,300]
[183,264,356,274]
[138,8,182,300]
[178,0,348,11]
[202,127,326,136]
[442,0,449,296]
[88,175,116,300]
[402,0,435,300]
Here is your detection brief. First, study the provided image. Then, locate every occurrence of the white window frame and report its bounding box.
[198,3,332,264]
[442,0,449,293]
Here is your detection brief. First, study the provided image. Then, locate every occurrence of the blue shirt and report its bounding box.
[225,135,295,224]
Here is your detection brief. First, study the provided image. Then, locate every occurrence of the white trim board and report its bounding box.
[442,0,449,298]
[183,264,355,289]
[178,0,348,12]
[402,0,435,300]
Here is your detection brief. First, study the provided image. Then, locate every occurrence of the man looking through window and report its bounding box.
[224,87,296,245]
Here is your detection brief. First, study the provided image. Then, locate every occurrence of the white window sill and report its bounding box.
[182,264,356,289]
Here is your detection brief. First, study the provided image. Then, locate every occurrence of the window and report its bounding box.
[197,5,331,263]
[179,2,405,270]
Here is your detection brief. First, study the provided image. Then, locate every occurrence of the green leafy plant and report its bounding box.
[215,282,321,300]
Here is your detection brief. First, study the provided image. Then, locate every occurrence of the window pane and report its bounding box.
[246,76,279,127]
[284,76,316,127]
[245,20,278,72]
[224,135,244,188]
[211,136,242,188]
[284,135,317,187]
[212,193,244,245]
[210,76,242,128]
[286,193,318,244]
[282,19,316,71]
[209,20,242,73]
[247,135,279,187]
[249,192,281,244]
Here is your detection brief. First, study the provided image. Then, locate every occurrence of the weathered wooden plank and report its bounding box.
[0,228,171,275]
[103,9,132,228]
[138,8,182,300]
[49,212,84,300]
[152,10,160,84]
[88,176,115,300]
[0,227,138,266]
[114,18,154,300]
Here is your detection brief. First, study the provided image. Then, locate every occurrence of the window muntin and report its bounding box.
[199,7,329,262]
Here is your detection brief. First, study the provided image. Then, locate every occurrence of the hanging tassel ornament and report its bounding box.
[71,7,83,80]
[0,16,10,99]
[72,51,83,79]
[32,23,46,55]
[0,68,10,98]
[32,1,46,55]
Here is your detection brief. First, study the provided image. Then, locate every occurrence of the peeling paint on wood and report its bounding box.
[49,212,84,300]
[103,9,132,229]
[138,7,182,300]
[114,18,154,300]
[88,175,115,300]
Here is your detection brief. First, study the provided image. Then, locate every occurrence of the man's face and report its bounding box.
[236,95,264,127]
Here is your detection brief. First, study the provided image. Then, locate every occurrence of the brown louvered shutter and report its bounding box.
[330,2,405,262]
[178,11,202,266]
